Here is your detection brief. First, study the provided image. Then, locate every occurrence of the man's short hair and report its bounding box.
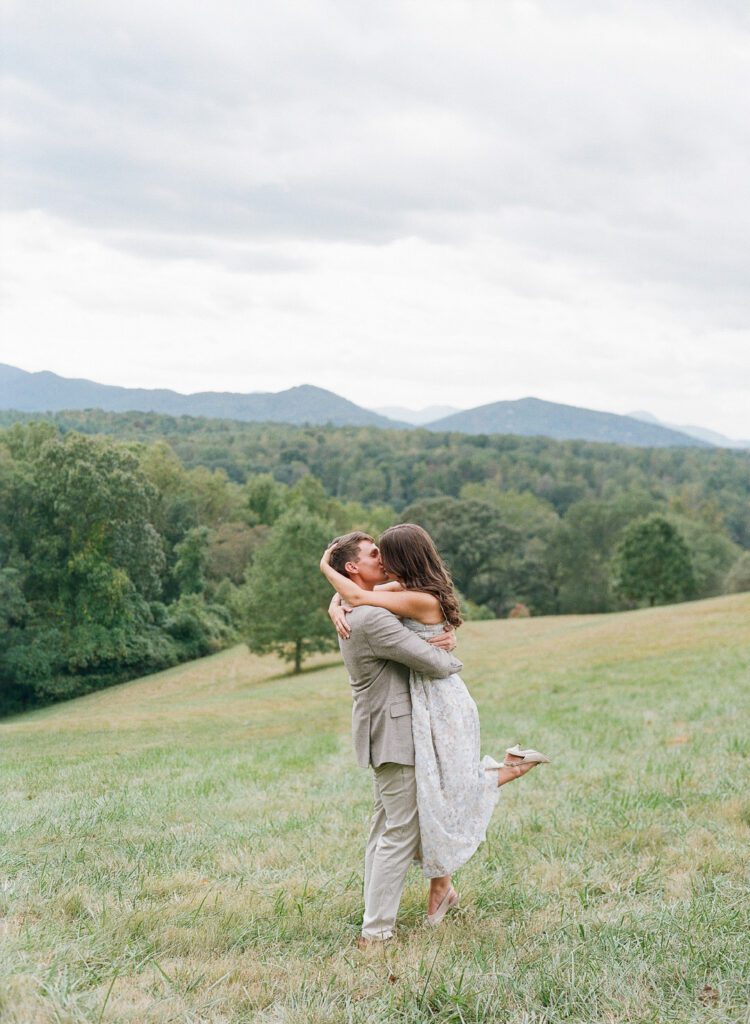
[329,531,374,577]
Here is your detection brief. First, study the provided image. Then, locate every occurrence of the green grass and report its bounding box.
[2,594,750,1023]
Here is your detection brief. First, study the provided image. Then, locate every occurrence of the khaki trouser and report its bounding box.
[362,762,421,940]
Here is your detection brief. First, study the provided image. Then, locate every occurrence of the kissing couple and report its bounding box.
[320,523,550,945]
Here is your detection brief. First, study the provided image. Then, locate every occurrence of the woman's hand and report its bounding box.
[320,544,334,572]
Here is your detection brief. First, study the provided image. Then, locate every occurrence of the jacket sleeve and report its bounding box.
[363,608,463,678]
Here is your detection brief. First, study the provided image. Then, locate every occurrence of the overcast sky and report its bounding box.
[2,0,749,435]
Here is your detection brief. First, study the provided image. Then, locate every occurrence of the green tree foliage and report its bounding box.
[10,409,747,540]
[184,465,242,526]
[460,484,559,535]
[16,431,166,607]
[0,431,172,710]
[553,493,657,613]
[402,497,521,615]
[163,593,235,661]
[173,527,210,595]
[244,473,288,526]
[725,552,750,594]
[2,408,749,712]
[0,427,237,715]
[613,516,695,607]
[459,485,561,613]
[206,523,270,585]
[668,514,741,597]
[242,510,337,673]
[0,568,29,683]
[137,441,202,600]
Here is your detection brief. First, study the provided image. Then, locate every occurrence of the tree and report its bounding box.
[613,515,695,607]
[242,509,337,673]
[0,567,30,707]
[725,552,750,594]
[460,484,559,536]
[184,465,241,526]
[553,494,657,613]
[0,429,177,712]
[21,432,166,608]
[206,522,269,585]
[460,486,561,614]
[668,514,740,598]
[402,497,520,614]
[173,526,210,594]
[244,473,288,526]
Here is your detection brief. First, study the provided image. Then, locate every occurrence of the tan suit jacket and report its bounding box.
[338,606,463,769]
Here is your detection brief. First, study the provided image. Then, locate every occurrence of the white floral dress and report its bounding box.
[404,618,501,878]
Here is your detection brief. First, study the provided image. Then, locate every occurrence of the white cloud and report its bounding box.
[1,1,749,435]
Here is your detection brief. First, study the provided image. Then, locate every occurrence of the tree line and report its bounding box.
[3,407,749,542]
[1,413,748,714]
[0,423,386,714]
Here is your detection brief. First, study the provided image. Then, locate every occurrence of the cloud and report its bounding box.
[1,1,749,434]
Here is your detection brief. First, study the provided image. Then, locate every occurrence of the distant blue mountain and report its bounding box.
[425,397,711,448]
[0,364,719,447]
[629,410,749,449]
[0,364,401,428]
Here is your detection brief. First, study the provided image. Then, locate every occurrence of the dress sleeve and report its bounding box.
[363,608,463,678]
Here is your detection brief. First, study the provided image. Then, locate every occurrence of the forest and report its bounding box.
[1,409,749,714]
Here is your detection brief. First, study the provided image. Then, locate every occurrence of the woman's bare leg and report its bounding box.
[426,755,540,912]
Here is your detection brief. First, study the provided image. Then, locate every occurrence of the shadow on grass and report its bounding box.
[268,660,342,681]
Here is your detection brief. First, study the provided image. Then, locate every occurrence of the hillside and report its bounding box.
[630,409,750,449]
[0,364,723,446]
[3,409,746,524]
[2,594,749,1022]
[427,397,708,447]
[0,364,399,428]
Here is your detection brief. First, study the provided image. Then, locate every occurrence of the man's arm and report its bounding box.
[363,608,463,678]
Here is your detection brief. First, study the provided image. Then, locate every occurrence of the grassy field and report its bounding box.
[1,595,749,1024]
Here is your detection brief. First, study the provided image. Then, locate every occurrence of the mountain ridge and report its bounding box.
[0,364,402,429]
[628,410,749,449]
[0,363,725,448]
[425,396,712,448]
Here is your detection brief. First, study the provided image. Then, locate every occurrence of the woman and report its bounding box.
[321,523,550,925]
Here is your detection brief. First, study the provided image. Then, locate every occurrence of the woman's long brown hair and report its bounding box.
[378,523,463,627]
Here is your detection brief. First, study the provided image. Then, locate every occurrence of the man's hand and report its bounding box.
[427,625,456,652]
[329,599,353,639]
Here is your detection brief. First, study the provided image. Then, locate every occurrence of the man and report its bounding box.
[327,531,462,944]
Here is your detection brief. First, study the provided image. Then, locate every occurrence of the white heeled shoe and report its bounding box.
[503,743,551,765]
[426,887,459,926]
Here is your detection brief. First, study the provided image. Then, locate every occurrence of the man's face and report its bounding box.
[350,541,388,588]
